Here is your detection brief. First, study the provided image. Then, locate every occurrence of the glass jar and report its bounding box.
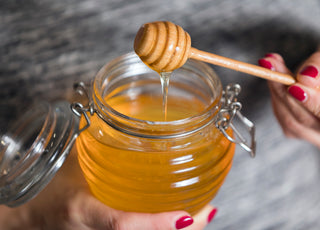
[0,52,255,215]
[75,52,255,215]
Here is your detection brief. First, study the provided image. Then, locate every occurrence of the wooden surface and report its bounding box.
[1,1,320,229]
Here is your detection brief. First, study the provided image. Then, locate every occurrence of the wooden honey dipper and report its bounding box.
[134,21,296,85]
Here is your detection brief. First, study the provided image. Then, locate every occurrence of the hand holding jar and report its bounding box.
[0,148,217,230]
[258,51,320,149]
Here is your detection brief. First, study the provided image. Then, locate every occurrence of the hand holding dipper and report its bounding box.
[134,21,295,85]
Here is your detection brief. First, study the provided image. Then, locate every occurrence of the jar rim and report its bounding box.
[92,52,223,138]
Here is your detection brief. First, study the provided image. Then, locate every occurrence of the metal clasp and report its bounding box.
[215,84,256,157]
[70,82,94,134]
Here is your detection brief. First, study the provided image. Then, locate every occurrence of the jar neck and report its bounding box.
[92,52,222,139]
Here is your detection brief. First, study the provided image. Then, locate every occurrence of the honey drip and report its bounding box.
[159,72,171,121]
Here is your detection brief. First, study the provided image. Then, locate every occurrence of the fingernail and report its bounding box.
[258,59,274,70]
[208,208,218,223]
[288,85,307,102]
[175,216,194,229]
[300,65,318,78]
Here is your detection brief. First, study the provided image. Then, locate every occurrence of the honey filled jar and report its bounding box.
[75,52,255,215]
[0,52,255,215]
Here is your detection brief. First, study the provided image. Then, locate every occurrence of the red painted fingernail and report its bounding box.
[175,216,194,229]
[288,85,307,102]
[208,208,218,223]
[258,59,274,70]
[300,65,318,78]
[265,53,277,58]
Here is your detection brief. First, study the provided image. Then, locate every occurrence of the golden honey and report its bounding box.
[76,53,235,215]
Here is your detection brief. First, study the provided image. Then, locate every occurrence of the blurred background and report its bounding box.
[1,0,320,229]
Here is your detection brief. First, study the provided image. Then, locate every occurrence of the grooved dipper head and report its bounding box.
[134,21,191,72]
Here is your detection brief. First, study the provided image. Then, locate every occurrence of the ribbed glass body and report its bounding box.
[76,53,235,215]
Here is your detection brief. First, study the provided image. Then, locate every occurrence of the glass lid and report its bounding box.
[0,101,79,207]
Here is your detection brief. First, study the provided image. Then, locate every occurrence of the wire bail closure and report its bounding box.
[70,82,94,135]
[215,84,256,157]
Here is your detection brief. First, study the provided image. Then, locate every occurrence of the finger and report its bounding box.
[74,192,196,230]
[265,53,320,120]
[268,81,320,146]
[261,53,320,146]
[183,205,217,230]
[262,54,320,125]
[296,51,320,88]
[117,211,194,230]
[268,82,298,138]
[71,192,119,230]
[117,205,217,230]
[268,80,288,100]
[269,80,320,126]
[269,84,320,143]
[261,56,298,137]
[269,80,320,128]
[264,53,285,64]
[258,53,293,75]
[288,83,320,118]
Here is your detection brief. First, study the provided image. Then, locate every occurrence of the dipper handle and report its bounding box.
[134,21,296,85]
[190,48,295,85]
